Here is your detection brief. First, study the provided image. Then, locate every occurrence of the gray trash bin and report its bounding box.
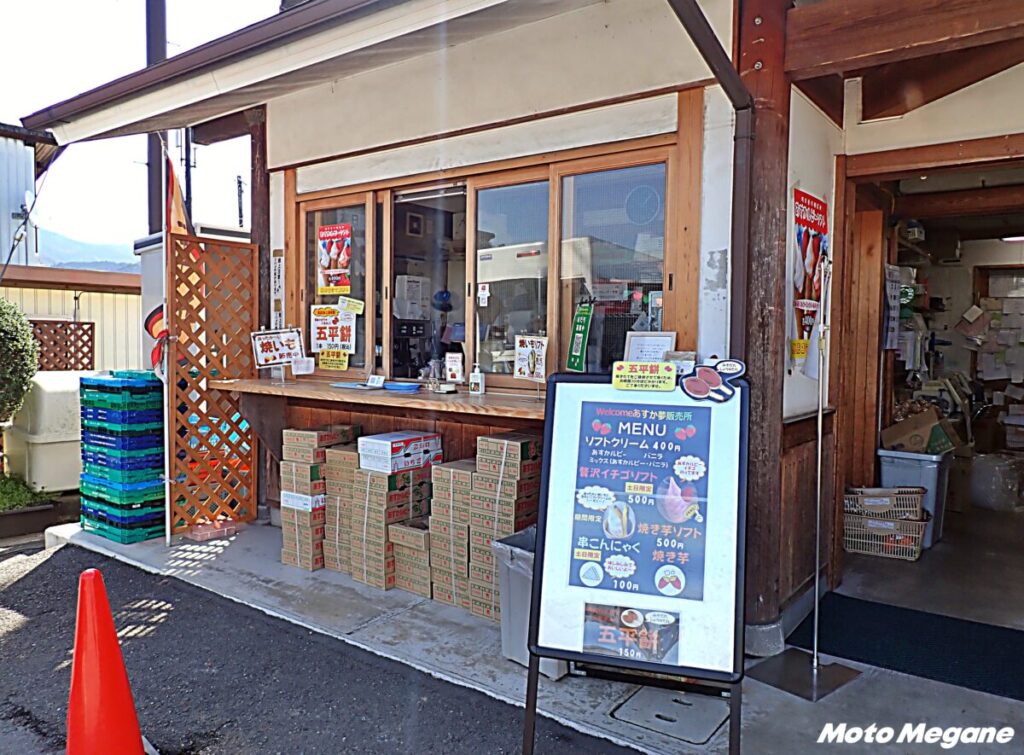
[493,526,568,680]
[878,448,952,548]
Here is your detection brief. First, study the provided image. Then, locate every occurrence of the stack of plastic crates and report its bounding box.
[79,371,165,544]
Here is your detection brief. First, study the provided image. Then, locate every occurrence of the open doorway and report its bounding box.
[833,164,1024,633]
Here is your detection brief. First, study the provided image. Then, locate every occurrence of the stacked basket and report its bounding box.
[842,487,928,561]
[79,372,166,544]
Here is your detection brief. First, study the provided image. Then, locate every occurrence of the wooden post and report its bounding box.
[738,0,791,626]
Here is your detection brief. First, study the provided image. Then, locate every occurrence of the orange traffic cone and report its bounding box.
[66,568,144,755]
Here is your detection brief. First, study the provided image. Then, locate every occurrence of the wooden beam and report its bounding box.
[894,184,1024,219]
[786,0,1024,80]
[192,111,249,145]
[862,39,1024,120]
[0,264,141,294]
[795,75,844,128]
[247,107,270,328]
[739,0,790,626]
[846,132,1024,181]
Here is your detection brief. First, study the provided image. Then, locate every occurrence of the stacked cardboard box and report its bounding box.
[279,425,360,571]
[348,448,436,590]
[357,431,443,473]
[466,433,543,621]
[389,517,431,597]
[429,460,475,610]
[323,443,359,573]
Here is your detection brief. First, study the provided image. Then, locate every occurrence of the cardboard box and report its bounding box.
[281,538,324,557]
[280,461,324,481]
[469,528,497,550]
[323,554,348,574]
[350,487,430,510]
[325,443,360,469]
[475,456,541,480]
[469,509,537,536]
[351,569,396,590]
[468,491,538,516]
[469,541,496,569]
[469,579,498,605]
[470,561,498,587]
[358,432,442,463]
[429,517,469,541]
[880,408,939,453]
[431,569,470,593]
[428,534,469,563]
[432,582,472,610]
[395,572,432,598]
[280,477,327,496]
[281,549,324,571]
[429,551,469,576]
[354,466,431,493]
[388,517,430,551]
[349,539,394,557]
[470,596,500,622]
[394,544,431,570]
[280,506,326,528]
[325,480,355,496]
[432,459,476,490]
[430,483,473,505]
[472,472,540,500]
[282,445,328,464]
[476,432,541,463]
[322,524,350,543]
[281,491,327,512]
[360,448,443,474]
[282,425,361,448]
[430,498,471,526]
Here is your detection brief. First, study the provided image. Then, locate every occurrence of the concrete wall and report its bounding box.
[267,0,733,168]
[783,89,844,419]
[0,287,142,371]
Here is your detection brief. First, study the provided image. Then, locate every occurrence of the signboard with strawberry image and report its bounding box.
[569,401,712,601]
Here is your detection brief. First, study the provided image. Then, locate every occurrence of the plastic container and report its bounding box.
[878,449,952,548]
[493,526,568,681]
[3,371,99,492]
[969,453,1024,513]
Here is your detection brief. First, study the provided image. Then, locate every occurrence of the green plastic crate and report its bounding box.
[80,480,165,506]
[80,393,163,411]
[81,444,164,460]
[81,516,164,544]
[81,497,163,521]
[82,419,164,435]
[82,464,162,484]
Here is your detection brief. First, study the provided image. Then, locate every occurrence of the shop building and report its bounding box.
[24,0,1024,682]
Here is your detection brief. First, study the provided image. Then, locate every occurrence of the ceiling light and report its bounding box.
[1002,236,1024,242]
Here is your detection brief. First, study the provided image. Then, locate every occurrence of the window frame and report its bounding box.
[297,190,377,381]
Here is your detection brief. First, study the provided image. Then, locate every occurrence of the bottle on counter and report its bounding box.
[468,363,485,395]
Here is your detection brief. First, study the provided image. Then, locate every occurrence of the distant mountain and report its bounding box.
[34,228,137,271]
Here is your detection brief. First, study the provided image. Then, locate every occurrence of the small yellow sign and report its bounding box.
[624,482,654,494]
[612,361,677,391]
[573,548,602,561]
[337,296,365,315]
[790,338,809,360]
[319,349,349,371]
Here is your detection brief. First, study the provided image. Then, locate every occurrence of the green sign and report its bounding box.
[566,302,593,372]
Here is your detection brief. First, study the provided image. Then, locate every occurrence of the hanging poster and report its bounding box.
[790,189,829,368]
[566,302,594,372]
[515,335,548,382]
[530,368,747,680]
[310,305,356,354]
[317,223,353,295]
[251,328,304,368]
[883,264,901,351]
[270,248,286,329]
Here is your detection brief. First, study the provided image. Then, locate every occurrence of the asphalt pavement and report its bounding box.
[0,544,634,754]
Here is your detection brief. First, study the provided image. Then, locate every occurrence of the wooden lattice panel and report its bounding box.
[167,234,259,533]
[31,320,95,370]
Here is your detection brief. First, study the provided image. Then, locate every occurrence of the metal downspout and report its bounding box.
[666,0,755,361]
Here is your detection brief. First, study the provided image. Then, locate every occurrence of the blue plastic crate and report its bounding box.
[81,406,163,424]
[81,430,163,451]
[81,447,164,470]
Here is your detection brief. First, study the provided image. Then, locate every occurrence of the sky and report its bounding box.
[1,0,279,250]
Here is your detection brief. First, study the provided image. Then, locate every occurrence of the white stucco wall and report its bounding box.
[267,0,733,168]
[784,89,844,419]
[844,63,1024,156]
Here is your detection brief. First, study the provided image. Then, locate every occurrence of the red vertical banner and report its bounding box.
[790,189,829,368]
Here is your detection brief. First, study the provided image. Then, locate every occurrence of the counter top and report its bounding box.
[210,378,546,421]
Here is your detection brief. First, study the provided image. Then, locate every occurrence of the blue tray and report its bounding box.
[383,382,422,393]
[81,430,163,451]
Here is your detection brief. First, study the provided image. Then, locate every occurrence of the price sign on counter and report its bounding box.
[529,367,748,681]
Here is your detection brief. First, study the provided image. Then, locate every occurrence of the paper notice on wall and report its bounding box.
[961,304,984,323]
[998,329,1020,346]
[336,296,365,315]
[514,335,548,382]
[955,310,991,339]
[995,391,1006,406]
[1005,298,1024,315]
[310,304,356,353]
[319,349,349,371]
[790,189,829,367]
[1006,384,1024,401]
[981,352,1010,380]
[270,248,286,329]
[1014,367,1024,385]
[316,223,353,295]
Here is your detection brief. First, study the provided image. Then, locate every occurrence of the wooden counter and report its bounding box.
[210,378,545,421]
[210,378,545,463]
